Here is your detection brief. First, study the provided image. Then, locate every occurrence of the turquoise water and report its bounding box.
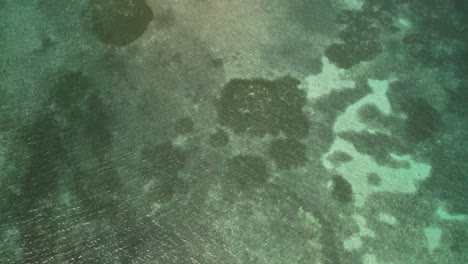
[0,0,467,263]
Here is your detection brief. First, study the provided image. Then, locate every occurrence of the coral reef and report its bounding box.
[224,155,269,191]
[209,129,229,147]
[325,5,384,68]
[217,76,309,138]
[85,0,153,46]
[332,175,353,204]
[175,116,194,135]
[268,138,308,169]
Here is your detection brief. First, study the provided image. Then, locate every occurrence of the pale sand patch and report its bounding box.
[343,213,375,251]
[424,226,442,253]
[334,79,391,133]
[323,79,431,207]
[324,138,431,207]
[436,206,468,221]
[354,213,376,238]
[362,253,381,264]
[334,0,365,11]
[378,212,397,225]
[300,57,355,100]
[343,235,362,251]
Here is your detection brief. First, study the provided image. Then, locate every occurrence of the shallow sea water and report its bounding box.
[0,0,467,263]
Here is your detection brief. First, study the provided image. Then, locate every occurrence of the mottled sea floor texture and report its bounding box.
[0,0,467,263]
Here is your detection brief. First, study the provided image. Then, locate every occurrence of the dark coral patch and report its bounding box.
[225,155,269,191]
[209,129,229,147]
[447,81,468,116]
[403,33,436,64]
[401,97,441,143]
[51,71,113,157]
[84,93,114,156]
[142,142,187,176]
[217,76,309,138]
[325,40,381,69]
[367,173,381,186]
[338,131,405,166]
[325,4,384,68]
[175,117,194,135]
[328,151,353,166]
[155,8,175,28]
[85,0,153,46]
[268,138,308,170]
[357,103,390,127]
[332,175,353,204]
[52,71,89,114]
[141,142,187,202]
[308,82,371,159]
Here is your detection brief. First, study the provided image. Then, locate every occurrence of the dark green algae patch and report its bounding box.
[85,0,154,46]
[216,76,310,139]
[216,76,312,171]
